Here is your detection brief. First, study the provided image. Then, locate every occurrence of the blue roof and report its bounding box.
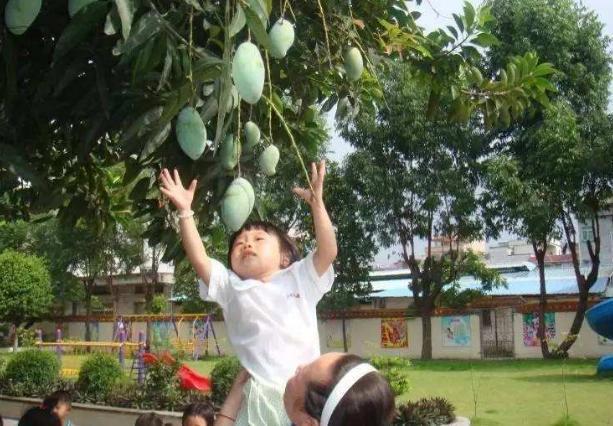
[369,268,611,298]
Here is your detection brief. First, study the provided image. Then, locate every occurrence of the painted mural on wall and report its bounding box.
[523,312,556,347]
[325,320,351,349]
[442,316,471,347]
[381,318,408,348]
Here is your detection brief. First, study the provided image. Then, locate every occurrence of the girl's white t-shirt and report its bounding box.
[199,251,334,387]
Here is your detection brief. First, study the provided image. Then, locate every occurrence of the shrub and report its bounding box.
[395,397,455,426]
[140,360,183,411]
[210,356,242,406]
[370,356,411,396]
[16,327,38,347]
[3,350,60,396]
[77,353,124,401]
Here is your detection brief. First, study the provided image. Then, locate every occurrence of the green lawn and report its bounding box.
[401,359,613,426]
[2,352,612,425]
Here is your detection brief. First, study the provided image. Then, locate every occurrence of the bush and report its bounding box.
[16,327,38,347]
[77,353,124,401]
[210,356,242,406]
[395,397,455,426]
[140,359,183,411]
[3,350,60,396]
[370,356,411,396]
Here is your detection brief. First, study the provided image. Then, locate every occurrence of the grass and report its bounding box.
[2,352,612,425]
[400,359,613,426]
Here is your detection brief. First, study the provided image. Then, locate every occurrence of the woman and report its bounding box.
[216,353,395,426]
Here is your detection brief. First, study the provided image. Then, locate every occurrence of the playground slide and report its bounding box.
[586,298,613,376]
[178,364,212,392]
[586,298,613,339]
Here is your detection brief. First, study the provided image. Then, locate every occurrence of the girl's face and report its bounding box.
[183,415,207,426]
[230,229,286,280]
[283,352,345,425]
[52,402,71,421]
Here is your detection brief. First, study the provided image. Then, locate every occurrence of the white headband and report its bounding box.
[320,363,377,426]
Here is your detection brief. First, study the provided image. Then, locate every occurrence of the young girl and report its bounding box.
[42,391,72,426]
[159,161,337,426]
[182,403,215,426]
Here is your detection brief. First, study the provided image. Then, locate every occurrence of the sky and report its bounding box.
[325,0,613,266]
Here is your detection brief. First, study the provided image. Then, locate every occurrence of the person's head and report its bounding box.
[182,402,215,426]
[284,353,395,426]
[18,407,61,426]
[134,413,163,426]
[42,391,72,422]
[228,221,300,279]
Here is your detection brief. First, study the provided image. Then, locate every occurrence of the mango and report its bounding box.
[343,47,364,81]
[221,182,252,231]
[176,107,206,160]
[259,145,280,176]
[5,0,41,35]
[68,0,97,17]
[220,133,241,170]
[243,121,261,151]
[233,177,255,211]
[269,19,295,59]
[232,42,265,104]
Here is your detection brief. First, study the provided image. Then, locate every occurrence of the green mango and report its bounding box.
[68,0,97,17]
[233,177,255,211]
[343,47,364,82]
[176,107,206,160]
[259,145,280,176]
[220,134,241,170]
[243,121,261,151]
[232,42,265,104]
[5,0,42,35]
[269,18,295,59]
[221,183,252,231]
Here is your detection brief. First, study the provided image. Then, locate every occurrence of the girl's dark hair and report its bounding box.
[304,354,395,426]
[18,407,61,426]
[135,412,163,426]
[227,220,301,269]
[43,390,72,410]
[182,402,215,425]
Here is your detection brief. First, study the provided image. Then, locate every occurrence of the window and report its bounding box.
[581,226,594,242]
[373,298,386,309]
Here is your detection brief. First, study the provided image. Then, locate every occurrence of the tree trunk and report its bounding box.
[341,311,348,353]
[11,323,18,351]
[533,241,553,359]
[84,283,93,342]
[421,307,433,360]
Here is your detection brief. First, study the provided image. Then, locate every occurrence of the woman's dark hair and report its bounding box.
[135,412,164,426]
[18,407,61,426]
[227,220,301,269]
[42,390,72,411]
[304,354,395,426]
[182,402,215,425]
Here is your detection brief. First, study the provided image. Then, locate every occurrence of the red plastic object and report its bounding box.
[161,351,177,365]
[142,352,159,365]
[178,364,212,392]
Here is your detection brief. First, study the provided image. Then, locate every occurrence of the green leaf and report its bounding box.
[183,0,204,12]
[244,5,270,49]
[446,26,458,39]
[532,62,556,77]
[463,2,475,29]
[471,32,499,47]
[53,2,108,62]
[104,8,120,35]
[139,123,171,160]
[157,45,173,91]
[130,177,151,201]
[114,0,135,40]
[452,13,464,33]
[248,0,269,26]
[118,12,161,55]
[229,4,246,38]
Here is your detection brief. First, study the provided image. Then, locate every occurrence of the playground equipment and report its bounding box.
[142,351,212,392]
[586,298,613,376]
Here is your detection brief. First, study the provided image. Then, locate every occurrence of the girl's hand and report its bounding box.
[292,161,326,208]
[159,168,197,212]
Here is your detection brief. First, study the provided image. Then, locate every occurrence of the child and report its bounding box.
[134,413,166,426]
[42,391,72,426]
[159,161,337,426]
[182,402,215,426]
[18,407,61,426]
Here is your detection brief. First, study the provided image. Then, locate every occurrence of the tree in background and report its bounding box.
[483,0,612,357]
[0,250,52,349]
[341,63,503,359]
